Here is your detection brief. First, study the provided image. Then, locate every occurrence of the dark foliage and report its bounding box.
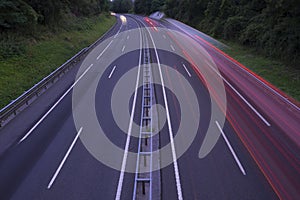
[111,0,133,13]
[0,0,110,58]
[0,0,110,30]
[164,0,300,67]
[134,0,164,15]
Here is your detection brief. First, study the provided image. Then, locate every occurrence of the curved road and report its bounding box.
[0,14,299,200]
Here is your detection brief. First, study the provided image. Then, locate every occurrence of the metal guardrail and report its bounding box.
[0,48,87,127]
[0,20,118,127]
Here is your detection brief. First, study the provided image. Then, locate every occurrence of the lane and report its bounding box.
[137,14,295,199]
[0,15,143,200]
[144,16,299,199]
[160,18,300,199]
[163,18,299,140]
[144,22,184,200]
[154,50,277,199]
[0,17,122,156]
[115,17,142,200]
[0,13,299,200]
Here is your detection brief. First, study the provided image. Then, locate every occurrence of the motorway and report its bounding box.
[0,14,299,200]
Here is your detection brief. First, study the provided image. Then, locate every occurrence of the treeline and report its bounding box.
[164,0,300,67]
[110,0,133,13]
[134,0,165,14]
[0,0,109,30]
[110,0,165,15]
[0,0,110,58]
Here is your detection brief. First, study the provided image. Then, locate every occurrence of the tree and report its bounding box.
[164,0,177,18]
[134,0,146,14]
[99,0,110,12]
[0,0,38,29]
[69,0,102,16]
[0,0,111,29]
[24,0,67,25]
[163,0,300,66]
[134,0,153,15]
[111,0,133,13]
[150,0,165,13]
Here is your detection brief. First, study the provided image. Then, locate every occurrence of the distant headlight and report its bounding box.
[120,15,127,24]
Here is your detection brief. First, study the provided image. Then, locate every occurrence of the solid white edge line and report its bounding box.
[109,66,117,79]
[115,19,142,200]
[236,62,300,111]
[169,19,299,111]
[164,22,270,126]
[205,61,271,127]
[182,64,191,77]
[97,40,113,60]
[21,36,115,143]
[215,121,246,175]
[47,127,83,189]
[114,24,123,39]
[170,44,175,51]
[139,19,184,200]
[19,64,93,143]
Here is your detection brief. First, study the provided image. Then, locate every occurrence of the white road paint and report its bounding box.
[215,121,246,175]
[47,127,83,189]
[206,61,271,127]
[127,35,130,40]
[182,64,191,77]
[169,19,299,112]
[20,33,115,143]
[235,62,300,111]
[19,64,93,143]
[114,24,123,39]
[170,44,175,51]
[108,66,116,79]
[163,34,166,39]
[97,40,113,60]
[122,45,126,52]
[115,19,142,200]
[139,18,183,200]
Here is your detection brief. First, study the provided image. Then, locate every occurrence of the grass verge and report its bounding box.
[221,41,300,102]
[0,15,116,109]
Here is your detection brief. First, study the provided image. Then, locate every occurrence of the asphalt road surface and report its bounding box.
[0,14,299,200]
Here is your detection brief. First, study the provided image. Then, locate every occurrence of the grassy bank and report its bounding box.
[221,41,300,102]
[0,15,116,109]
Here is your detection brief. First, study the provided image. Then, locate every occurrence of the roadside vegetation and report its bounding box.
[1,0,299,108]
[0,0,115,108]
[163,0,299,69]
[222,41,300,101]
[110,0,133,13]
[133,0,300,101]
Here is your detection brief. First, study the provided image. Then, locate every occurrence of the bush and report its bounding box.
[273,18,300,64]
[239,22,265,46]
[223,16,246,40]
[211,18,224,37]
[0,0,38,29]
[0,33,26,58]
